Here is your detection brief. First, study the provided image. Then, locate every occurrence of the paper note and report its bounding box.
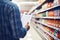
[21,14,32,27]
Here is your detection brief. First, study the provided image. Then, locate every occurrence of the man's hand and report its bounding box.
[25,22,30,31]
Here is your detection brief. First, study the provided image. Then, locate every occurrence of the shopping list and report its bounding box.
[21,14,32,27]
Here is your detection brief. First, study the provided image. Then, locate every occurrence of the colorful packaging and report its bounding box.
[49,28,54,35]
[47,2,53,8]
[54,30,60,39]
[54,7,60,17]
[48,35,54,40]
[48,10,54,17]
[55,20,59,28]
[42,12,46,17]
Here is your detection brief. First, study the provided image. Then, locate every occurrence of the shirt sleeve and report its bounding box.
[10,5,27,38]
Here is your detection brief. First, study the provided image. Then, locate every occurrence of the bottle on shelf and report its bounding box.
[54,30,60,39]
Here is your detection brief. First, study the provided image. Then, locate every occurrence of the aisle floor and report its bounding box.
[20,26,43,40]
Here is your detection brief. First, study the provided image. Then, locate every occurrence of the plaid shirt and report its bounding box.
[0,0,27,40]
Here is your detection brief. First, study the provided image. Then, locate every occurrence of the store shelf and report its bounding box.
[31,19,60,31]
[36,23,60,40]
[31,21,48,40]
[38,24,60,40]
[37,4,60,14]
[39,17,60,19]
[33,17,60,19]
[31,20,60,40]
[28,0,46,15]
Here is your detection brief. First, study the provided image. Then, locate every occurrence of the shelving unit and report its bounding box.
[29,0,60,40]
[31,19,60,31]
[33,17,60,19]
[37,5,60,14]
[28,0,46,14]
[31,20,60,40]
[36,24,60,40]
[31,21,48,40]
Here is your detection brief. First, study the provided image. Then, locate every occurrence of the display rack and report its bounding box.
[28,0,46,14]
[31,21,48,40]
[29,0,60,40]
[31,20,60,40]
[33,17,60,19]
[37,5,60,14]
[37,24,60,40]
[32,19,60,31]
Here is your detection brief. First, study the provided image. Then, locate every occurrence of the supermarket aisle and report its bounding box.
[20,23,42,40]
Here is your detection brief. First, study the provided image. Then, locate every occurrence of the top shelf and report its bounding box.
[28,0,60,15]
[28,0,46,14]
[37,4,60,14]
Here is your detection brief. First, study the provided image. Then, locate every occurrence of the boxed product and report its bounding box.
[48,35,54,40]
[43,26,50,32]
[54,30,60,39]
[47,2,53,8]
[54,8,60,17]
[48,10,54,17]
[58,20,60,28]
[55,20,59,28]
[49,28,54,35]
[42,12,46,17]
[47,19,54,26]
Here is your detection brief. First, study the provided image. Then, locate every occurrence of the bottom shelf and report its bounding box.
[31,21,48,40]
[36,24,60,40]
[31,20,60,40]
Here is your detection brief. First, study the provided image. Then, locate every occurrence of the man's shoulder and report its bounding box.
[3,1,18,10]
[8,1,18,9]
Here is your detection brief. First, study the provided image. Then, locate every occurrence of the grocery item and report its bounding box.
[55,20,59,28]
[48,10,54,17]
[42,12,46,17]
[47,2,53,8]
[54,8,60,17]
[48,35,54,40]
[54,30,60,39]
[49,28,54,35]
[58,20,60,28]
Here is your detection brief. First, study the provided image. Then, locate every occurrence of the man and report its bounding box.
[0,0,30,40]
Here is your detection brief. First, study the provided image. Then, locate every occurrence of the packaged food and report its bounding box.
[47,2,53,8]
[48,10,54,17]
[48,35,54,40]
[42,12,46,17]
[55,20,59,28]
[54,8,60,17]
[54,30,60,39]
[58,20,60,28]
[49,28,54,35]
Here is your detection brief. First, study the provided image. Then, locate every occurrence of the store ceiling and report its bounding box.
[12,0,38,12]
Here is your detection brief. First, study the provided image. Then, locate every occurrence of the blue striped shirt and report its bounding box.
[0,0,27,40]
